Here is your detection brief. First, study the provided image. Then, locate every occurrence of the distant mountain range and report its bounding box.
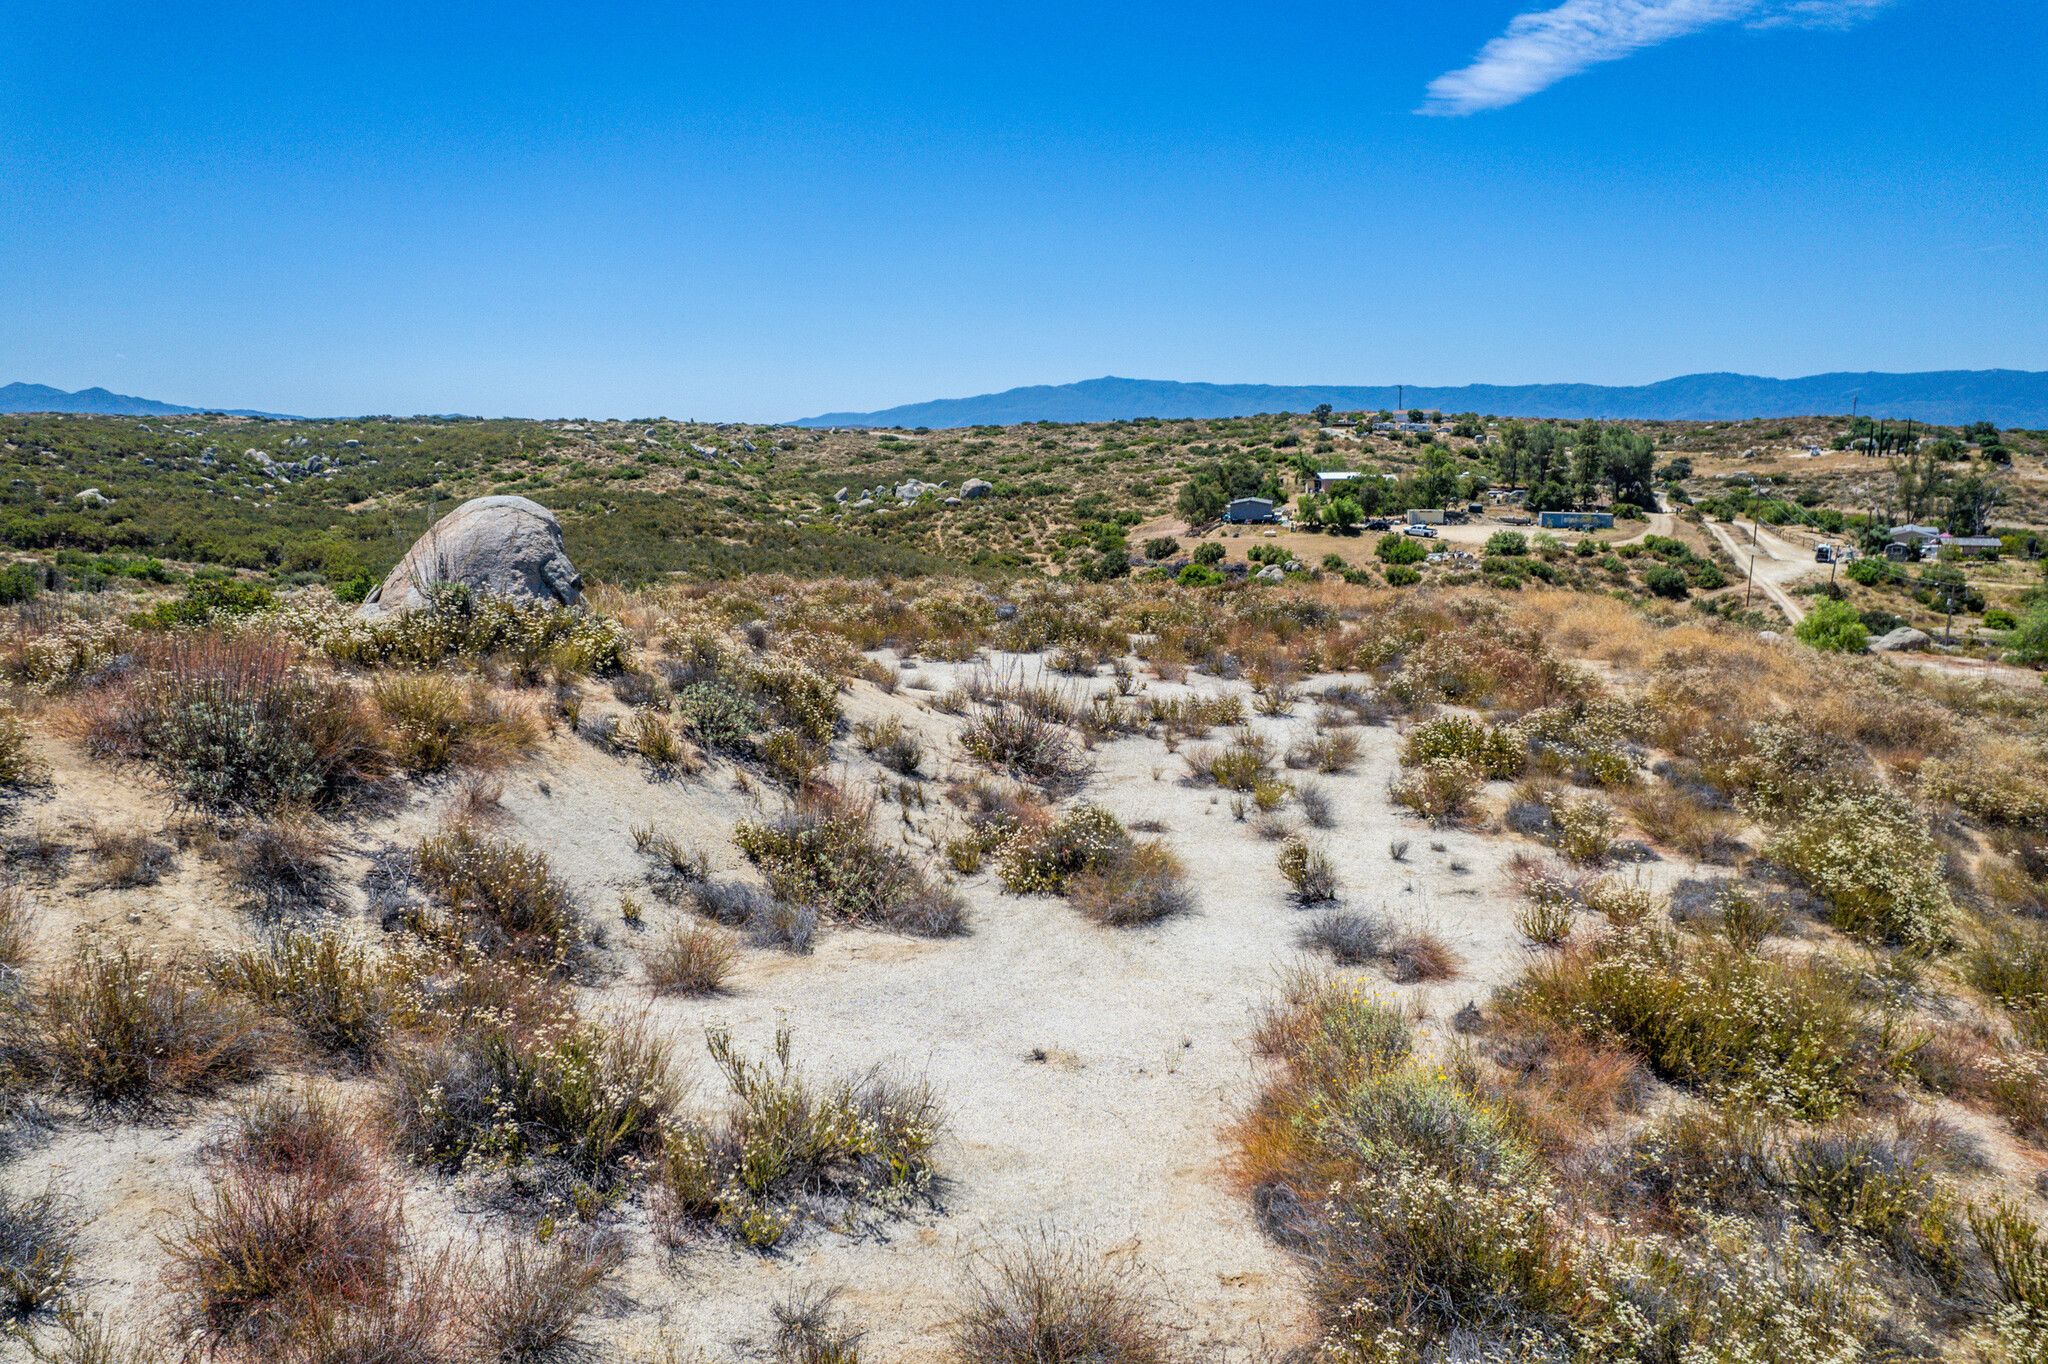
[791,370,2048,430]
[0,382,290,418]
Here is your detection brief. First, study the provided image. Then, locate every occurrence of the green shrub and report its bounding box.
[1483,531,1528,556]
[658,1027,941,1250]
[999,805,1129,894]
[413,829,584,966]
[1142,536,1180,560]
[1278,838,1337,904]
[1402,716,1523,779]
[1794,598,1868,653]
[386,1001,678,1187]
[1376,535,1426,566]
[1987,608,2019,630]
[1846,557,1887,587]
[81,634,389,811]
[1384,565,1421,587]
[210,930,427,1066]
[1644,564,1689,599]
[1192,542,1225,566]
[1497,924,1874,1119]
[735,794,966,936]
[1764,785,1953,951]
[134,577,275,629]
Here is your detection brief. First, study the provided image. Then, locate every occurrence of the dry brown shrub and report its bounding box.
[1484,1027,1644,1158]
[1619,784,1741,863]
[85,825,174,889]
[648,922,737,995]
[1067,841,1194,927]
[953,1234,1182,1364]
[0,882,33,968]
[1383,928,1463,982]
[37,939,275,1110]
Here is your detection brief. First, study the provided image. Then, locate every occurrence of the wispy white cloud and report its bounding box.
[1418,0,1896,115]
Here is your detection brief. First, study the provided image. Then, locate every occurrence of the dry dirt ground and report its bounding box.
[0,647,2021,1359]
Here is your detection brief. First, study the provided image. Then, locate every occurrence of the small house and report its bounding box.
[1950,537,2004,557]
[1537,511,1615,531]
[1313,471,1363,495]
[1224,497,1276,524]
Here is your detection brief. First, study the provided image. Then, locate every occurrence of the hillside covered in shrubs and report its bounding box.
[6,564,2048,1360]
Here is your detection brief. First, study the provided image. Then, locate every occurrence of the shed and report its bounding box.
[1224,497,1276,524]
[1537,511,1615,531]
[1951,537,2004,556]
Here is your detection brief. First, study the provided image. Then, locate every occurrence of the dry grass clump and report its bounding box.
[1144,691,1245,738]
[0,704,49,790]
[951,1234,1181,1364]
[83,825,173,890]
[1277,838,1338,905]
[1067,841,1194,927]
[224,817,335,919]
[1295,912,1462,982]
[735,792,966,938]
[78,633,389,811]
[470,1231,625,1364]
[0,1186,75,1326]
[1288,727,1361,774]
[1295,778,1336,828]
[165,1135,405,1351]
[28,938,273,1110]
[771,1285,865,1364]
[1620,781,1742,863]
[854,717,924,777]
[0,883,34,969]
[1181,730,1274,791]
[412,828,584,967]
[647,922,737,994]
[658,1026,942,1251]
[210,930,427,1067]
[371,672,539,774]
[959,706,1089,795]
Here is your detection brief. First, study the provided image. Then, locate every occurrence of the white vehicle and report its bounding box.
[1403,524,1438,539]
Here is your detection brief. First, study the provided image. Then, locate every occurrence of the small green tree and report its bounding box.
[2007,602,2048,665]
[1794,598,1868,653]
[1143,536,1180,560]
[1193,542,1225,566]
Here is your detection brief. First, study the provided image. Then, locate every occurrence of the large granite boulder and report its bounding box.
[1871,626,1933,652]
[360,495,582,618]
[961,478,993,499]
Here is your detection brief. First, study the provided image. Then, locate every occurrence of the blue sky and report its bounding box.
[3,0,2040,419]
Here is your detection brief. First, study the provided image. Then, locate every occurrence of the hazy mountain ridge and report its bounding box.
[791,370,2048,429]
[0,383,289,419]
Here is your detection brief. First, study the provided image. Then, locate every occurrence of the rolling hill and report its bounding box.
[0,382,289,418]
[790,369,2048,429]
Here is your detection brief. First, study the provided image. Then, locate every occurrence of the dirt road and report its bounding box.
[1703,516,1827,624]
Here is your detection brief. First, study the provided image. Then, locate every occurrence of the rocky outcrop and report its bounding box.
[359,495,583,618]
[961,478,993,499]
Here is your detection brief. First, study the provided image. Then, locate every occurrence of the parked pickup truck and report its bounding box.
[1402,524,1439,539]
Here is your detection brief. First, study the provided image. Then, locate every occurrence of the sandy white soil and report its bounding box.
[0,650,1922,1359]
